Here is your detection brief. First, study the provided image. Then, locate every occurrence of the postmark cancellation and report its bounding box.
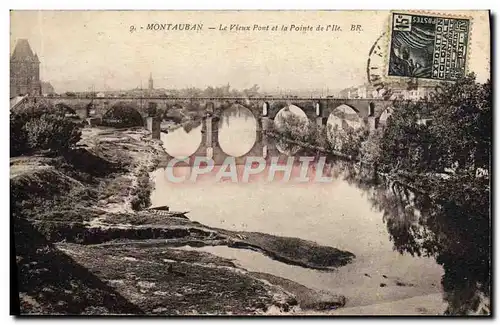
[388,12,471,82]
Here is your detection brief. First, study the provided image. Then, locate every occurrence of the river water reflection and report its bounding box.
[152,106,490,315]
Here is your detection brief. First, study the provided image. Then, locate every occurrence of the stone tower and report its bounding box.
[10,39,42,97]
[148,72,153,93]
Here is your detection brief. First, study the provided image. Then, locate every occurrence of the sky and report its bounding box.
[10,10,491,93]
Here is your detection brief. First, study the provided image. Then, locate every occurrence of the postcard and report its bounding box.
[10,10,491,316]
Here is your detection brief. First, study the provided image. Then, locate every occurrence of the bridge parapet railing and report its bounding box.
[35,96,392,101]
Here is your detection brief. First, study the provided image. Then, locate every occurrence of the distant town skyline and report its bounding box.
[8,36,345,95]
[10,11,491,93]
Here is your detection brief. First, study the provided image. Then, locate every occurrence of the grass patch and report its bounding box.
[55,243,296,315]
[230,231,355,270]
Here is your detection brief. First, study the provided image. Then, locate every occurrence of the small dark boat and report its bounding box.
[148,205,170,211]
[147,205,189,219]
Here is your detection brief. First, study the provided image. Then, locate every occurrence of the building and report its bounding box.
[41,81,55,96]
[384,85,434,101]
[10,39,42,97]
[338,87,357,99]
[338,84,372,99]
[356,84,368,99]
[403,86,433,100]
[339,81,435,101]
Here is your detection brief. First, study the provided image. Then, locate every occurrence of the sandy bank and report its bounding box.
[12,126,353,315]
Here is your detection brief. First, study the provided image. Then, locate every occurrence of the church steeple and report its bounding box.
[11,39,37,62]
[148,72,153,92]
[10,39,41,97]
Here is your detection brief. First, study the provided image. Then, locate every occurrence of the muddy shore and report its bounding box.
[11,126,355,315]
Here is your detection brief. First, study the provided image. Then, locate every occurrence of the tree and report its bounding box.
[24,114,82,153]
[377,100,434,173]
[10,111,33,156]
[243,84,260,97]
[360,177,490,315]
[427,75,491,173]
[377,74,491,176]
[372,74,491,314]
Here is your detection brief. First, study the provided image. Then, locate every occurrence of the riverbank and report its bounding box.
[12,126,354,315]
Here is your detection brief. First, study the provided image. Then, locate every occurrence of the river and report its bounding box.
[150,105,489,315]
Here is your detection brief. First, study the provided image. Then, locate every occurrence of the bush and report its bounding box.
[10,111,33,156]
[377,74,491,175]
[24,114,82,153]
[271,113,369,159]
[326,124,368,158]
[10,111,82,156]
[130,174,152,211]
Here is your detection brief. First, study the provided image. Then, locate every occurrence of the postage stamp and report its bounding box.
[388,12,471,81]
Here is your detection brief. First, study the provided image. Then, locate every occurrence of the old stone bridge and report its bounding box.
[34,96,393,122]
[31,96,396,165]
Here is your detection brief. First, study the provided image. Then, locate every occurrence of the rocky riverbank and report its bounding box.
[12,126,354,315]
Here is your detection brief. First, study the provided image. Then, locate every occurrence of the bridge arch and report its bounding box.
[163,103,186,124]
[327,104,362,129]
[54,102,77,115]
[102,102,144,128]
[206,102,215,113]
[326,104,363,147]
[274,104,310,154]
[274,104,310,130]
[160,121,203,159]
[218,104,258,157]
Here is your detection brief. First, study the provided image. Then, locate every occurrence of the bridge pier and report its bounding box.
[367,116,376,131]
[315,101,321,117]
[146,116,161,139]
[316,117,327,127]
[261,116,275,159]
[208,116,228,164]
[148,102,158,117]
[179,114,277,165]
[262,102,269,117]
